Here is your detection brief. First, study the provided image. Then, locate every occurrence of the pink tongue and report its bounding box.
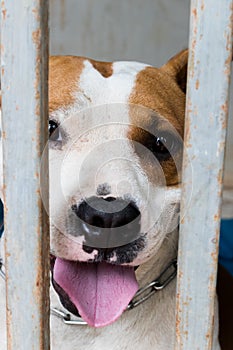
[53,258,138,328]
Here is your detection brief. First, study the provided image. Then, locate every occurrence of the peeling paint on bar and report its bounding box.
[1,1,50,349]
[175,1,233,349]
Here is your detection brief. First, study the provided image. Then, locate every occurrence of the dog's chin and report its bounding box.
[50,254,140,328]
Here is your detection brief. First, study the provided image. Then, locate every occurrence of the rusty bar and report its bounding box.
[175,0,233,349]
[1,1,50,349]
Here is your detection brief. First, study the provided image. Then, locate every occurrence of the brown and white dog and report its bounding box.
[0,50,221,349]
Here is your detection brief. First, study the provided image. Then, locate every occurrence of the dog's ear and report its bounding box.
[161,49,188,94]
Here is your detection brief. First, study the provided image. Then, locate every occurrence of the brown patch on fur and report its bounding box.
[129,52,188,186]
[49,56,85,113]
[89,59,113,78]
[128,125,182,186]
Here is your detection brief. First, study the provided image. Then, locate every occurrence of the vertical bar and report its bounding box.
[1,1,50,349]
[175,1,233,349]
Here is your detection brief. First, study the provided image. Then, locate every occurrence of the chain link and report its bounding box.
[0,257,5,280]
[127,259,177,309]
[51,308,88,325]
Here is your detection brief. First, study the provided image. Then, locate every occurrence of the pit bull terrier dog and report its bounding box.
[0,49,221,349]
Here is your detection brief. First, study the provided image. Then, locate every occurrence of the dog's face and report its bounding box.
[44,50,188,328]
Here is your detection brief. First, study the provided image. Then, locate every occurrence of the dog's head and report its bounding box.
[44,50,188,327]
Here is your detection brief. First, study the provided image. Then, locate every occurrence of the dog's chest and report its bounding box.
[49,282,177,350]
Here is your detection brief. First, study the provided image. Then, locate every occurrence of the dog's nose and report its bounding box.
[71,196,141,249]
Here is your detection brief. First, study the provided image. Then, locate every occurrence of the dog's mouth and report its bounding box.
[50,255,139,328]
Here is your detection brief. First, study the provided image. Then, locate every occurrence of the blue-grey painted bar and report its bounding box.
[175,1,233,349]
[1,1,50,349]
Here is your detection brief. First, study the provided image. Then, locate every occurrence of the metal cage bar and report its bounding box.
[175,1,233,349]
[1,1,50,349]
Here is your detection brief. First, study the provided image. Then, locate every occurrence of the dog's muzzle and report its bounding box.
[51,196,145,328]
[71,196,141,250]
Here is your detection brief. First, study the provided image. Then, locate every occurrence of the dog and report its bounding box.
[0,49,221,349]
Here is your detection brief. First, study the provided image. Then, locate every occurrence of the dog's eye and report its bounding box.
[49,120,62,142]
[146,132,177,161]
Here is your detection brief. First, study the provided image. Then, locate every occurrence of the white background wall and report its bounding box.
[50,0,189,66]
[49,0,232,193]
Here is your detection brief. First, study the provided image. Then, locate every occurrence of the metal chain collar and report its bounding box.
[0,256,5,280]
[0,252,177,326]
